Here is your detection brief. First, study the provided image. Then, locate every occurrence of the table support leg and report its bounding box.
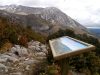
[60,59,69,75]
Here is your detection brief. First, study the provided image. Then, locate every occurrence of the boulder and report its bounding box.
[35,52,46,57]
[0,63,8,72]
[10,46,28,56]
[15,45,20,49]
[0,58,7,63]
[25,65,30,70]
[0,54,18,63]
[20,47,28,56]
[23,59,39,65]
[11,47,17,53]
[35,41,40,45]
[28,46,36,51]
[40,45,48,53]
[35,47,41,52]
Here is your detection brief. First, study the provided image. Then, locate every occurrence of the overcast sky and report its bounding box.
[0,0,100,27]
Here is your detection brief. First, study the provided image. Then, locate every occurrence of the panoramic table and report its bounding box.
[49,36,95,75]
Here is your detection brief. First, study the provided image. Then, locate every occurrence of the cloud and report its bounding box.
[57,0,100,27]
[0,0,100,27]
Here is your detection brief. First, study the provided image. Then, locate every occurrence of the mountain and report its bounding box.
[0,5,89,35]
[38,7,88,34]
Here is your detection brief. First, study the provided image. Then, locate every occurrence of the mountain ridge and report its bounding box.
[0,5,89,35]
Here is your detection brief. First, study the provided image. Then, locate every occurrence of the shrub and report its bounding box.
[18,35,28,47]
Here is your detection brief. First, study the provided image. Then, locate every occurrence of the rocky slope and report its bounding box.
[0,5,89,35]
[0,40,48,75]
[38,7,88,34]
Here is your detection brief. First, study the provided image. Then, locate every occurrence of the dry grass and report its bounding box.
[0,42,13,53]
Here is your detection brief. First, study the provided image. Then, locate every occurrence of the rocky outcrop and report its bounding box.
[0,40,48,75]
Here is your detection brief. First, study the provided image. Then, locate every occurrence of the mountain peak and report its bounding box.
[45,7,60,10]
[44,7,61,13]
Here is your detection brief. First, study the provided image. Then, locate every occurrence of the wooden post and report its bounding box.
[60,58,69,75]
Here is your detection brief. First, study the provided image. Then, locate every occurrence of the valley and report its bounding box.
[88,27,100,38]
